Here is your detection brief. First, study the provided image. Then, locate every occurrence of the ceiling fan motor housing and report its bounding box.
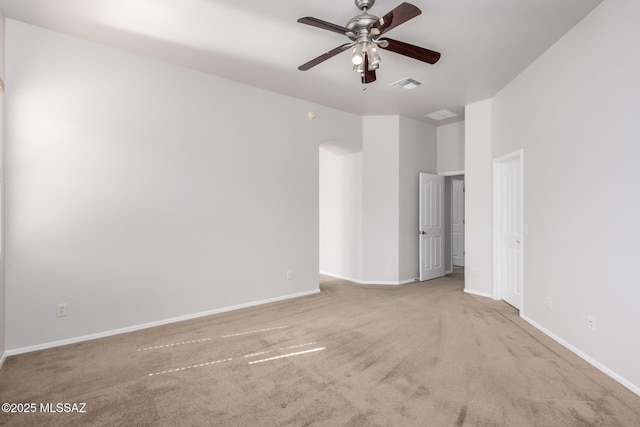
[347,15,378,42]
[355,0,375,10]
[347,0,379,43]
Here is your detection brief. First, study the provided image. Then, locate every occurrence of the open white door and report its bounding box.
[452,179,465,267]
[494,152,523,309]
[419,173,445,281]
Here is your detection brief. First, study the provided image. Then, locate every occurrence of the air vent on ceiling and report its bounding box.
[425,109,457,120]
[389,77,423,90]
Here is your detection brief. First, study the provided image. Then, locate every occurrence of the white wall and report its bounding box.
[398,116,437,282]
[0,10,4,82]
[0,10,6,365]
[321,116,435,285]
[464,100,493,297]
[4,20,361,351]
[319,147,363,281]
[490,0,640,393]
[362,116,400,283]
[437,121,465,174]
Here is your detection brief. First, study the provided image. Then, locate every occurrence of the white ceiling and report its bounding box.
[0,0,602,125]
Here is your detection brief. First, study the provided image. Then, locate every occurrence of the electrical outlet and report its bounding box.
[545,297,552,310]
[472,268,478,276]
[587,315,596,331]
[57,303,67,317]
[286,271,293,280]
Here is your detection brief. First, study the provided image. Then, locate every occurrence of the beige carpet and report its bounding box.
[1,270,639,426]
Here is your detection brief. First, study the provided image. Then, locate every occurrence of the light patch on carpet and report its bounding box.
[221,325,288,338]
[247,347,326,365]
[147,358,233,377]
[243,342,318,358]
[137,338,212,352]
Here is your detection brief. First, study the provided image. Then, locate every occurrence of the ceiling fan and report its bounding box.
[297,0,441,84]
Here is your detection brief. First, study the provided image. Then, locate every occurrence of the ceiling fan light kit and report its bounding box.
[297,0,441,84]
[351,44,365,65]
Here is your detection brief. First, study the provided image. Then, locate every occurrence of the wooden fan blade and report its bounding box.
[371,2,421,36]
[298,43,353,71]
[298,17,353,36]
[378,38,441,64]
[362,55,377,84]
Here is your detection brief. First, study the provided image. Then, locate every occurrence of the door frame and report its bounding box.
[451,178,465,267]
[492,150,524,304]
[439,170,465,274]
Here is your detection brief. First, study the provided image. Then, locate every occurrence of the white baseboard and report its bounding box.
[363,278,417,285]
[0,351,7,369]
[458,290,639,397]
[320,271,417,286]
[463,288,494,299]
[319,271,361,283]
[6,289,320,357]
[521,314,640,397]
